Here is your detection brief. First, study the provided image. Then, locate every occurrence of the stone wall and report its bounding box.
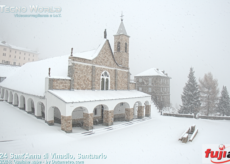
[117,71,128,90]
[163,113,194,118]
[83,113,93,130]
[125,108,133,121]
[137,106,144,119]
[198,115,230,120]
[61,116,72,133]
[103,110,114,126]
[73,63,92,90]
[50,79,71,90]
[129,83,136,90]
[95,67,115,90]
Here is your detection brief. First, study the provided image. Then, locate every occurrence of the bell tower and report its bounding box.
[114,14,130,68]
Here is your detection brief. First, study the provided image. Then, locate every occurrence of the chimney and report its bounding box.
[48,68,51,77]
[71,48,73,56]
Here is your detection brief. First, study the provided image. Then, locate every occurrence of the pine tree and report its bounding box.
[181,68,201,115]
[199,73,219,116]
[217,86,230,116]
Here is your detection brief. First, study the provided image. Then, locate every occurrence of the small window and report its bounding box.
[14,56,16,58]
[94,108,97,115]
[139,78,142,82]
[149,78,152,85]
[29,54,30,56]
[29,58,30,61]
[10,50,11,52]
[3,48,6,51]
[24,57,25,60]
[19,57,20,59]
[15,51,16,53]
[125,43,127,52]
[13,62,16,65]
[139,87,142,91]
[117,42,120,52]
[9,55,11,57]
[20,52,21,54]
[24,53,26,55]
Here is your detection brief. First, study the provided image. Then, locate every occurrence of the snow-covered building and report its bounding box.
[0,64,20,82]
[0,19,151,133]
[0,41,38,66]
[135,68,171,107]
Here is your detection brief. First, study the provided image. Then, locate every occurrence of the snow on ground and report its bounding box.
[0,101,229,164]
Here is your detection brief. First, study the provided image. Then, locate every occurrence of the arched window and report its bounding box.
[101,71,110,90]
[125,43,127,53]
[117,42,120,52]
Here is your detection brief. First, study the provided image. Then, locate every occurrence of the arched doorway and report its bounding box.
[13,93,19,106]
[27,98,35,114]
[37,102,45,119]
[114,102,130,122]
[19,95,26,110]
[72,107,88,128]
[93,104,109,125]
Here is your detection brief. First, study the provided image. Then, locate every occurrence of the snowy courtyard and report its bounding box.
[0,101,229,164]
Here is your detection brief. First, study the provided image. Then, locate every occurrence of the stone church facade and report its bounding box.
[0,18,151,133]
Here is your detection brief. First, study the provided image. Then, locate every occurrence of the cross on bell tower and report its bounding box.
[113,13,130,68]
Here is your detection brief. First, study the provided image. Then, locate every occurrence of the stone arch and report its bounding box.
[19,95,26,110]
[9,91,13,104]
[37,102,45,119]
[114,102,130,121]
[13,93,19,106]
[93,104,109,125]
[27,98,35,113]
[5,90,8,101]
[133,101,144,119]
[72,106,88,127]
[47,106,62,125]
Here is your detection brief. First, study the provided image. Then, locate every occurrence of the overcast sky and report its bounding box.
[0,0,230,107]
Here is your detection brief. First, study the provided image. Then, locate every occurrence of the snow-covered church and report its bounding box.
[0,18,151,133]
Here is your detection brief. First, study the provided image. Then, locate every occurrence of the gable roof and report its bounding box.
[72,39,107,60]
[0,55,69,97]
[135,68,169,77]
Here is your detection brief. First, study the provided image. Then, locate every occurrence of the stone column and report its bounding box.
[125,108,133,121]
[45,120,54,126]
[137,106,144,119]
[83,113,93,130]
[103,110,114,126]
[145,105,151,117]
[61,116,72,133]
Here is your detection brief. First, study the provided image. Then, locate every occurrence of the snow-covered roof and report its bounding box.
[116,21,128,36]
[0,55,69,97]
[135,68,169,77]
[49,90,151,103]
[72,39,107,60]
[0,64,20,77]
[0,41,38,54]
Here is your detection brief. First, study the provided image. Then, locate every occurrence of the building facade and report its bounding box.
[135,68,171,107]
[0,18,152,133]
[0,41,38,66]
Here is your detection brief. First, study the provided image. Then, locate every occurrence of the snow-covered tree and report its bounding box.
[217,86,230,116]
[181,68,201,115]
[199,73,219,116]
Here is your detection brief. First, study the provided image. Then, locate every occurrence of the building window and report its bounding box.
[19,52,21,54]
[2,60,5,63]
[117,42,120,52]
[10,50,11,52]
[125,43,127,52]
[14,56,16,58]
[24,53,26,55]
[139,78,142,82]
[100,71,110,90]
[19,57,20,59]
[29,54,30,56]
[15,51,16,53]
[24,57,25,60]
[139,87,142,91]
[9,55,11,57]
[29,58,30,61]
[3,53,6,56]
[94,108,97,115]
[148,88,151,92]
[13,62,16,65]
[149,78,152,85]
[3,48,7,51]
